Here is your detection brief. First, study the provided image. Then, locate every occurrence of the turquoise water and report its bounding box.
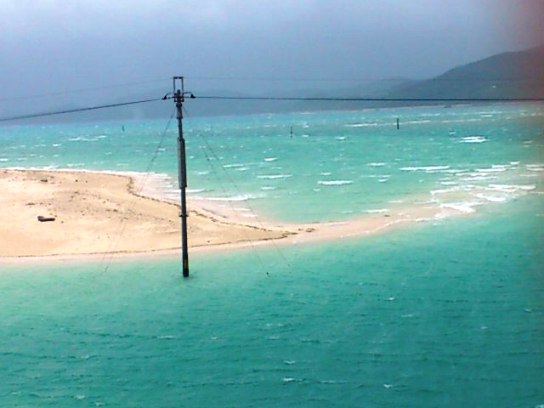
[1,104,543,406]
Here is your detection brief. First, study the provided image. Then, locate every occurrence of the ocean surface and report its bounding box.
[1,104,543,407]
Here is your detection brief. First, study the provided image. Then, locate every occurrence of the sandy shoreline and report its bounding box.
[0,168,471,263]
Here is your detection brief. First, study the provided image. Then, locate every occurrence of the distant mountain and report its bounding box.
[384,45,544,102]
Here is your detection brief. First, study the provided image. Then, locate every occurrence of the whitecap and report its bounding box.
[440,202,477,213]
[367,162,386,167]
[431,187,461,195]
[526,164,544,172]
[487,184,535,193]
[257,174,292,179]
[67,136,101,142]
[223,163,246,168]
[282,377,302,383]
[476,164,511,173]
[202,193,264,202]
[400,165,450,172]
[0,158,8,162]
[317,180,353,186]
[157,335,176,340]
[345,123,368,128]
[474,194,507,203]
[264,157,277,162]
[459,136,487,143]
[459,175,497,182]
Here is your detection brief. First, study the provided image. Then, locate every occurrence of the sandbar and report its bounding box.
[0,169,472,262]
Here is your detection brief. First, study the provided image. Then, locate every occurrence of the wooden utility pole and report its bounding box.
[173,77,190,277]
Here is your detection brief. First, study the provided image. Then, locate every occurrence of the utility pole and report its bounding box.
[172,76,192,278]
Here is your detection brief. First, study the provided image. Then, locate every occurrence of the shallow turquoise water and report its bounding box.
[1,104,543,406]
[1,200,542,407]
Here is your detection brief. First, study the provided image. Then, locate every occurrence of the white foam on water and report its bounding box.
[317,180,353,186]
[431,186,462,196]
[487,184,536,193]
[474,193,507,203]
[459,136,487,143]
[260,186,276,191]
[320,172,332,176]
[440,202,477,213]
[459,174,498,182]
[476,165,509,173]
[264,157,277,162]
[365,208,389,214]
[400,165,450,172]
[67,136,102,142]
[345,123,376,128]
[257,174,292,179]
[0,158,8,162]
[223,163,246,168]
[282,377,302,383]
[335,136,346,140]
[526,164,544,172]
[200,193,265,202]
[367,162,386,167]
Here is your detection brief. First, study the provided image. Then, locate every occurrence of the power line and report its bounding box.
[0,78,170,102]
[1,93,543,124]
[194,95,544,102]
[0,97,165,123]
[100,110,176,273]
[4,76,541,103]
[186,75,544,83]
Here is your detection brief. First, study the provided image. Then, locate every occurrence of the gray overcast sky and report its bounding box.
[1,0,543,106]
